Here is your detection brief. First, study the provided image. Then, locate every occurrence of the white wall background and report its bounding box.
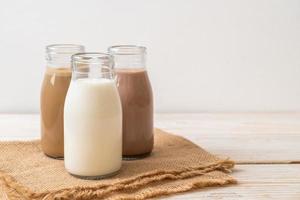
[0,0,299,113]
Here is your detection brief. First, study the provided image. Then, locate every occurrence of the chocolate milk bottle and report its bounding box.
[41,44,85,159]
[108,45,153,159]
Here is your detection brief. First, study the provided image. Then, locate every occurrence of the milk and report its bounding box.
[64,78,122,178]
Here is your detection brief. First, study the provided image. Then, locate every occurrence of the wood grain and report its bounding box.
[165,164,300,200]
[1,113,300,163]
[155,113,300,163]
[0,113,299,199]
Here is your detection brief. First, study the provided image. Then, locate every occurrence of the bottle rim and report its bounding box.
[46,44,85,55]
[108,45,146,55]
[72,52,113,65]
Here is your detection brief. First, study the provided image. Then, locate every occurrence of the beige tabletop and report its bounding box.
[0,113,299,199]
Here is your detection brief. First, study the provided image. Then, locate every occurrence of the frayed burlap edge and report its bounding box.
[0,160,236,200]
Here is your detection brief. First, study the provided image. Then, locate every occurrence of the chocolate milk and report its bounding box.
[40,67,71,158]
[116,69,153,157]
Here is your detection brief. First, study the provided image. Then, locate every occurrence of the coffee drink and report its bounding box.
[40,44,84,158]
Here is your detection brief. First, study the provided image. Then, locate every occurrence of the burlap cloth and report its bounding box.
[0,129,236,200]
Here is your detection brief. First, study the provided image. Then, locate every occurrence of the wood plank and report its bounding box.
[0,114,299,199]
[155,113,300,164]
[165,164,300,200]
[0,114,39,139]
[0,113,299,163]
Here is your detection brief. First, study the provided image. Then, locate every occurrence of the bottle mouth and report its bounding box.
[72,52,113,65]
[46,44,85,55]
[108,45,146,55]
[71,52,114,79]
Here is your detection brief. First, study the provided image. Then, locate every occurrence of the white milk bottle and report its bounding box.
[64,53,122,179]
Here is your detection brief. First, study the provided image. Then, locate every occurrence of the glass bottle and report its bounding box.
[41,44,85,159]
[108,45,154,159]
[64,53,122,179]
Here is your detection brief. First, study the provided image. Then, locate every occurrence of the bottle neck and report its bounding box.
[46,54,73,68]
[46,44,85,68]
[71,52,114,80]
[108,45,146,69]
[112,54,146,69]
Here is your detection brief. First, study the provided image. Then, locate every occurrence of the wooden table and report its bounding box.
[0,113,299,199]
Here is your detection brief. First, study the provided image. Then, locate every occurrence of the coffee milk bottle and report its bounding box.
[108,45,154,159]
[41,44,85,159]
[64,53,122,179]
